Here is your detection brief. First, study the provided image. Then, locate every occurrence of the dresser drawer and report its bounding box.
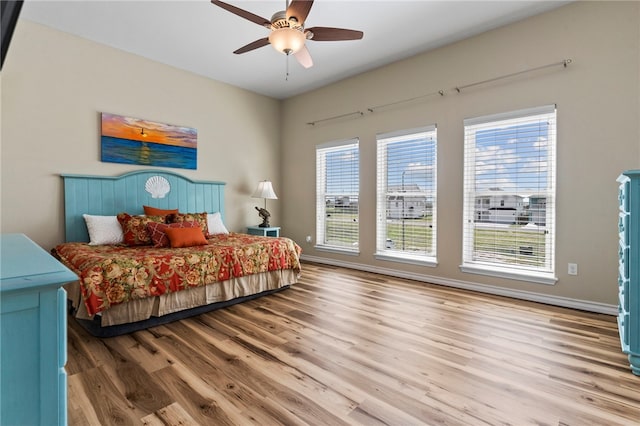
[618,272,629,290]
[618,312,630,351]
[619,212,629,245]
[619,244,630,281]
[619,282,629,313]
[619,179,630,212]
[57,289,68,424]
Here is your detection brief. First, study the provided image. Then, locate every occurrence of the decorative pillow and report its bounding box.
[168,212,209,237]
[116,213,165,246]
[207,212,229,235]
[147,221,199,248]
[164,227,208,248]
[143,205,179,216]
[83,214,124,245]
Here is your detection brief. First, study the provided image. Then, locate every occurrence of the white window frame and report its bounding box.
[316,138,360,254]
[375,125,437,267]
[461,105,557,284]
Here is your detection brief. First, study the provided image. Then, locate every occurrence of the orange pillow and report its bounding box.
[164,227,208,248]
[167,212,209,237]
[144,205,179,216]
[147,221,199,247]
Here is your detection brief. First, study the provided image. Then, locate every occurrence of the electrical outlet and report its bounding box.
[568,263,578,275]
[306,235,312,243]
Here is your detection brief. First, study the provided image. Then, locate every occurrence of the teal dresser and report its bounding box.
[617,171,640,375]
[0,233,77,425]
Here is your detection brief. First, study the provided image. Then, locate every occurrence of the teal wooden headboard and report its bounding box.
[61,170,226,242]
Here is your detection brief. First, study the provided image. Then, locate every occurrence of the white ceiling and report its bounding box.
[19,0,570,100]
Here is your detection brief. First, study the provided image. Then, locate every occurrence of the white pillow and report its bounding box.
[207,212,229,235]
[83,214,124,245]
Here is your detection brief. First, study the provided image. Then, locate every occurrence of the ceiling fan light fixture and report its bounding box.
[269,27,305,55]
[212,0,363,68]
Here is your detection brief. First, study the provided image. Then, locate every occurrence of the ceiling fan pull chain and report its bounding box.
[286,54,290,81]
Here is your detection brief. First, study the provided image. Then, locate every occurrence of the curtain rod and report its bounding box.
[367,90,444,113]
[454,59,572,93]
[306,58,572,126]
[307,111,364,126]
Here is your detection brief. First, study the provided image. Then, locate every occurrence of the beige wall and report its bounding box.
[280,1,640,307]
[1,20,281,249]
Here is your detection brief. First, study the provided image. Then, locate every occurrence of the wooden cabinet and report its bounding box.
[0,233,78,425]
[617,171,640,375]
[246,226,280,237]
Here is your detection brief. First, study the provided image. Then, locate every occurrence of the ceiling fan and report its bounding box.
[211,0,364,69]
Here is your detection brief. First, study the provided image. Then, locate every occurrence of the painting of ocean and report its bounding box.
[101,136,196,169]
[101,113,197,170]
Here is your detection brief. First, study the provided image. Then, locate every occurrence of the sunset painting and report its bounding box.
[101,113,197,169]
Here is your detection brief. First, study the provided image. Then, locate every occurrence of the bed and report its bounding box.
[52,170,301,337]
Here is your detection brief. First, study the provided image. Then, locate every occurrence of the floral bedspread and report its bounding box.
[54,233,302,316]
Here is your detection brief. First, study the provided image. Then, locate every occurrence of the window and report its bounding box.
[376,126,437,266]
[462,105,556,284]
[316,139,359,253]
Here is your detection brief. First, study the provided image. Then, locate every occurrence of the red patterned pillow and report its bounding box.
[167,212,209,237]
[116,213,165,246]
[147,221,199,248]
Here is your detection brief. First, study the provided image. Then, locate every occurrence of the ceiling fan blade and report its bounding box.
[233,37,270,54]
[306,27,364,41]
[211,0,271,28]
[286,0,314,25]
[294,46,313,69]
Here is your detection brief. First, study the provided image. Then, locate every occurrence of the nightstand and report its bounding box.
[247,226,280,237]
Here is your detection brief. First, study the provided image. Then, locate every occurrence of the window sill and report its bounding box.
[460,263,557,285]
[375,252,437,268]
[314,245,360,256]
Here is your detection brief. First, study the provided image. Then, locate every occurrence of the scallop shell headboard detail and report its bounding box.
[145,176,171,199]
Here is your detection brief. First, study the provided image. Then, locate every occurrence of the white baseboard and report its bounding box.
[300,254,618,316]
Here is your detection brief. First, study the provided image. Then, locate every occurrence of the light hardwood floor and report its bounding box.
[66,261,640,425]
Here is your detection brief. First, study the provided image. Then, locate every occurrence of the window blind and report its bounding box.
[376,126,437,262]
[462,105,556,281]
[316,139,360,252]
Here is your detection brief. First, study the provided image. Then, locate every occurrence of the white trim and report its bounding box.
[316,138,359,151]
[374,252,437,268]
[314,245,360,256]
[377,124,436,141]
[459,263,557,285]
[463,104,556,126]
[300,254,616,316]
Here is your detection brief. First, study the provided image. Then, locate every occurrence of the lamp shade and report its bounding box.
[252,181,278,200]
[268,27,305,55]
